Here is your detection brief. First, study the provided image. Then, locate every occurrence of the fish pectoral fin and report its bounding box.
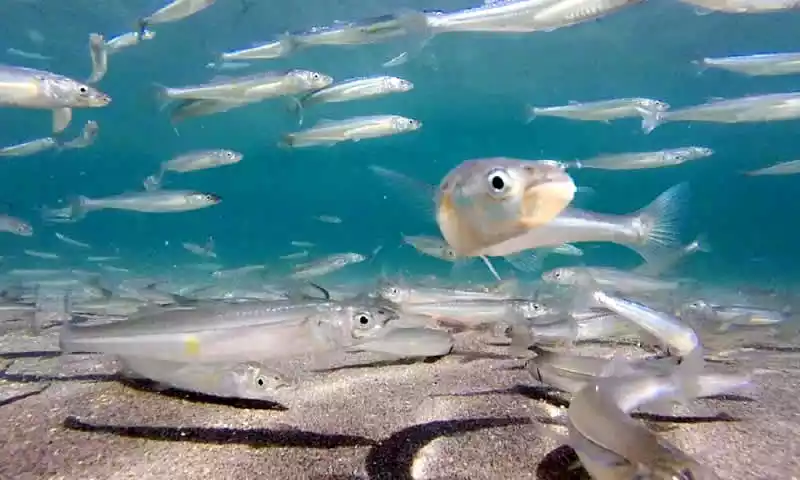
[52,108,72,134]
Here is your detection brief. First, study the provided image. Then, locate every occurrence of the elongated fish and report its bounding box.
[87,33,108,84]
[700,52,800,76]
[53,190,221,221]
[106,30,156,54]
[0,64,110,133]
[139,0,217,34]
[0,137,57,157]
[144,149,242,190]
[678,0,800,13]
[59,120,99,150]
[568,147,713,170]
[641,92,800,133]
[527,97,669,123]
[744,159,800,176]
[281,115,421,148]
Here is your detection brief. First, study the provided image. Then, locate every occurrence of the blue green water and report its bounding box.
[1,1,799,285]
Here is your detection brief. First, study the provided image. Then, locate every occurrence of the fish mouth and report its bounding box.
[92,95,112,106]
[519,176,576,228]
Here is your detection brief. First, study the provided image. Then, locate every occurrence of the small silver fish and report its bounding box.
[569,147,713,170]
[59,120,99,150]
[291,253,366,279]
[220,37,295,61]
[24,249,59,259]
[678,0,800,13]
[641,92,800,134]
[144,149,243,191]
[106,30,156,54]
[55,232,91,248]
[87,33,108,84]
[0,214,33,236]
[700,52,800,77]
[139,0,217,31]
[53,190,221,221]
[0,64,111,133]
[744,159,800,176]
[281,115,421,148]
[0,137,57,157]
[527,98,669,123]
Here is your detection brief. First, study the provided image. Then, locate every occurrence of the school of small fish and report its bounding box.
[2,0,800,478]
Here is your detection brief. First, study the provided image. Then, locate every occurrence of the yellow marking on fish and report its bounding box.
[184,335,201,356]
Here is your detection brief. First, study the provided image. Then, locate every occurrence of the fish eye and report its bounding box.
[486,168,512,197]
[255,376,266,387]
[79,86,88,94]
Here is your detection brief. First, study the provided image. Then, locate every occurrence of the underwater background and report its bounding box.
[1,0,799,284]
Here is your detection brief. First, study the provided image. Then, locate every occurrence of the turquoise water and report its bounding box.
[1,1,800,284]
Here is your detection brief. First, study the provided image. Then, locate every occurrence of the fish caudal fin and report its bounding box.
[629,182,689,264]
[524,105,538,124]
[638,107,665,134]
[67,195,91,221]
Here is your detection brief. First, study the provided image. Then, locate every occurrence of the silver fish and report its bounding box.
[59,120,99,150]
[220,37,295,61]
[55,232,91,248]
[87,33,107,84]
[744,159,800,176]
[158,70,332,103]
[106,30,156,54]
[0,214,33,236]
[641,92,800,133]
[0,64,110,133]
[281,115,421,148]
[144,149,242,191]
[118,357,290,400]
[568,147,713,170]
[0,136,57,157]
[139,0,217,31]
[291,76,414,125]
[700,52,800,76]
[527,98,669,123]
[291,253,367,279]
[678,0,800,13]
[55,190,221,221]
[542,267,681,293]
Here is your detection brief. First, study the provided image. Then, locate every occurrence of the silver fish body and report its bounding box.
[282,115,421,148]
[0,136,57,157]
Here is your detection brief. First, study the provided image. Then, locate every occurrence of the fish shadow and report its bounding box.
[537,445,590,480]
[0,370,113,383]
[0,350,61,360]
[117,377,289,410]
[364,416,531,480]
[311,355,445,373]
[62,416,376,449]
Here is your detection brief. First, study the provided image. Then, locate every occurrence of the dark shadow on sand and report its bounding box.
[0,385,50,407]
[537,445,590,480]
[0,371,114,383]
[364,416,531,480]
[117,377,289,410]
[311,355,445,373]
[63,416,376,449]
[0,350,61,360]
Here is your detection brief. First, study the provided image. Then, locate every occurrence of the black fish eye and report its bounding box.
[491,175,504,190]
[256,377,265,387]
[358,315,370,325]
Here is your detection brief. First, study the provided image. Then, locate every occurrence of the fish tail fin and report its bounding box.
[286,96,305,126]
[143,171,164,191]
[136,18,149,40]
[689,233,711,253]
[524,104,538,124]
[629,182,689,264]
[278,134,295,149]
[67,195,91,221]
[503,250,542,274]
[382,9,434,68]
[638,107,665,134]
[277,32,297,55]
[152,83,172,111]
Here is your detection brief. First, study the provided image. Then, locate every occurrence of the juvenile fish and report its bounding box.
[118,357,290,401]
[527,0,644,31]
[426,0,559,34]
[316,215,342,224]
[0,64,111,133]
[291,76,414,125]
[744,159,800,176]
[641,92,800,134]
[87,33,108,84]
[183,237,216,258]
[56,190,221,221]
[568,370,744,480]
[436,158,576,256]
[700,52,800,76]
[139,0,217,34]
[158,70,332,103]
[542,267,681,293]
[0,214,33,236]
[291,12,430,47]
[220,37,295,61]
[59,120,99,150]
[0,136,57,157]
[24,249,59,259]
[281,115,421,148]
[568,147,713,170]
[144,149,242,191]
[291,253,367,279]
[105,30,156,55]
[680,300,787,331]
[55,232,91,248]
[526,98,669,123]
[678,0,800,13]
